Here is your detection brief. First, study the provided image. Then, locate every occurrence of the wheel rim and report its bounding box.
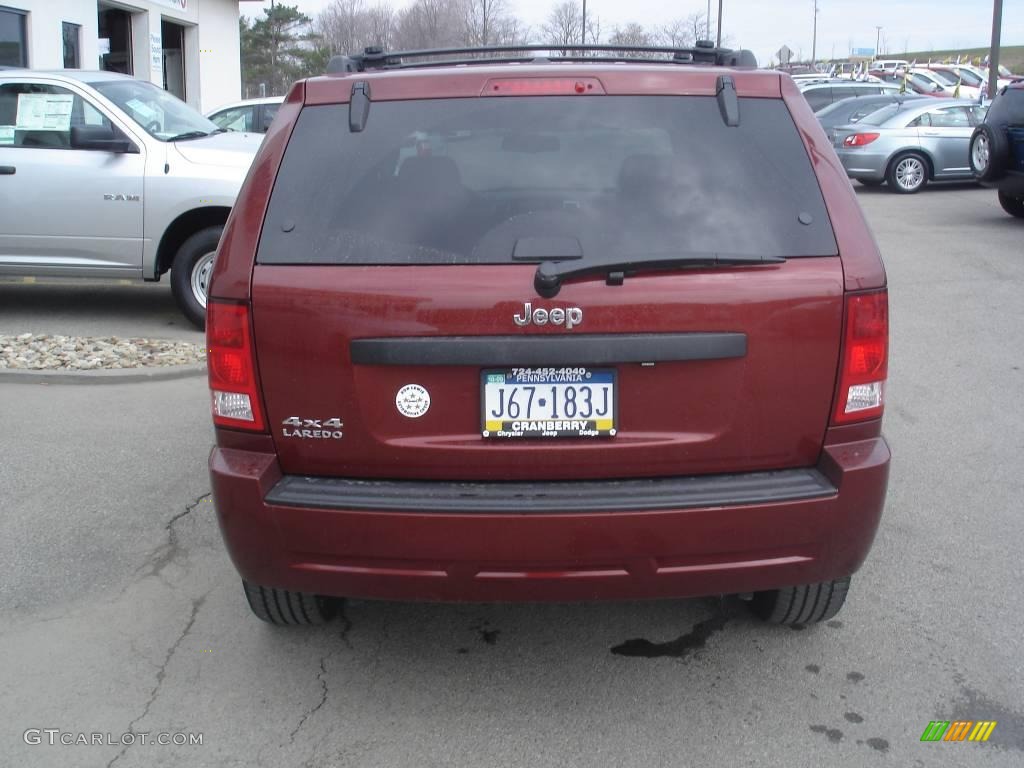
[895,157,924,191]
[972,134,990,172]
[190,251,216,310]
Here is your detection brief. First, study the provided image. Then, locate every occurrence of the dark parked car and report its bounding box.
[816,93,924,134]
[969,82,1024,217]
[207,45,890,627]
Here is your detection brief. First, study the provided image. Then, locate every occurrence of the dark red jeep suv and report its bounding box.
[207,44,890,627]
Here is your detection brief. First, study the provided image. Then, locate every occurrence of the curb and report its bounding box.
[0,362,207,385]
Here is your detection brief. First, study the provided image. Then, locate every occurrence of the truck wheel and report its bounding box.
[242,581,339,625]
[998,191,1024,218]
[749,577,851,625]
[170,225,222,329]
[969,125,1009,182]
[887,153,928,194]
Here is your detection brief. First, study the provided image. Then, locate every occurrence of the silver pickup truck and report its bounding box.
[0,70,263,328]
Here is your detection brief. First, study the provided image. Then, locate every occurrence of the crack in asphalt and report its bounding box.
[286,618,353,746]
[288,656,331,745]
[132,491,212,585]
[105,591,209,768]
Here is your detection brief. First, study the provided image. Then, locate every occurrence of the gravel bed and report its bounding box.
[0,334,206,370]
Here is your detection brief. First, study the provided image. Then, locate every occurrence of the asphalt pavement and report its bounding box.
[0,182,1022,767]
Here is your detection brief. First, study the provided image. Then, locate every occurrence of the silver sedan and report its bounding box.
[832,99,988,193]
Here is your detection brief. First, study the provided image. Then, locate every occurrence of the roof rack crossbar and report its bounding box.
[327,43,757,74]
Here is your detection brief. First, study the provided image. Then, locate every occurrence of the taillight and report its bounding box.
[843,132,880,147]
[833,290,888,424]
[207,301,265,431]
[483,77,605,96]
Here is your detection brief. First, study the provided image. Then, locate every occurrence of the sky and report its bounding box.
[240,0,1024,69]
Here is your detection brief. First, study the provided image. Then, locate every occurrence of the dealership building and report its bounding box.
[0,1,257,113]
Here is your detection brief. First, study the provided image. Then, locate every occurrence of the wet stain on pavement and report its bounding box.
[846,671,865,683]
[844,712,864,723]
[805,664,821,674]
[826,620,844,629]
[479,629,499,645]
[866,737,889,752]
[611,613,728,659]
[810,724,843,743]
[469,620,500,646]
[950,686,1024,751]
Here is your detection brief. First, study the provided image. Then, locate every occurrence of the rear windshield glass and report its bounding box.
[258,96,837,265]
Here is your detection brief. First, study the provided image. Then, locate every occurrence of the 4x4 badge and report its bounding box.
[281,416,343,439]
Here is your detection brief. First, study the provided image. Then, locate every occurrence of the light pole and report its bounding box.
[716,0,723,47]
[582,0,587,46]
[875,26,882,56]
[707,1,712,41]
[988,0,1003,98]
[811,0,818,63]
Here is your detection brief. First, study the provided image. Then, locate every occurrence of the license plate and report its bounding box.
[481,368,617,439]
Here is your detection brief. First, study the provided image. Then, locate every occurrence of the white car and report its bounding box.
[912,68,979,99]
[206,96,284,134]
[872,59,910,74]
[0,70,263,327]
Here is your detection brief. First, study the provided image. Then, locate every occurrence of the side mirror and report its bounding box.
[70,124,138,153]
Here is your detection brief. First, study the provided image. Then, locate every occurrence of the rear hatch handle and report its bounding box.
[534,252,786,298]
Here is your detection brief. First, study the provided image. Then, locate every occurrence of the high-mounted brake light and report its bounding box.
[207,301,265,431]
[843,132,880,147]
[833,290,888,425]
[483,77,605,96]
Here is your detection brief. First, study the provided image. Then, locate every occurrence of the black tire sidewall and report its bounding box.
[170,225,222,329]
[886,152,928,194]
[972,124,1009,182]
[998,191,1024,218]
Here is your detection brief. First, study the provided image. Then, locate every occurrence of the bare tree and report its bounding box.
[542,1,582,51]
[365,3,396,49]
[686,12,709,43]
[462,0,519,46]
[394,0,462,49]
[657,18,694,49]
[318,0,368,55]
[607,22,656,56]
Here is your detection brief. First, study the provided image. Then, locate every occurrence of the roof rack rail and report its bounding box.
[326,42,758,75]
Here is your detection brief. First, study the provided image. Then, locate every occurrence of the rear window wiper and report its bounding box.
[534,252,786,298]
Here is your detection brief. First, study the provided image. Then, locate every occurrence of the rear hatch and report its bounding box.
[251,85,844,481]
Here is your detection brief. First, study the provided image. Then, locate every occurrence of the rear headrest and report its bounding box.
[397,156,462,193]
[618,154,674,196]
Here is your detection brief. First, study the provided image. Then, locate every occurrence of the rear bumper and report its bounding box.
[835,149,889,180]
[210,437,890,602]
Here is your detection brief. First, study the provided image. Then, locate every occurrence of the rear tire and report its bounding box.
[242,581,339,625]
[970,124,1009,182]
[750,577,851,625]
[170,225,222,330]
[886,152,928,194]
[998,191,1024,218]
